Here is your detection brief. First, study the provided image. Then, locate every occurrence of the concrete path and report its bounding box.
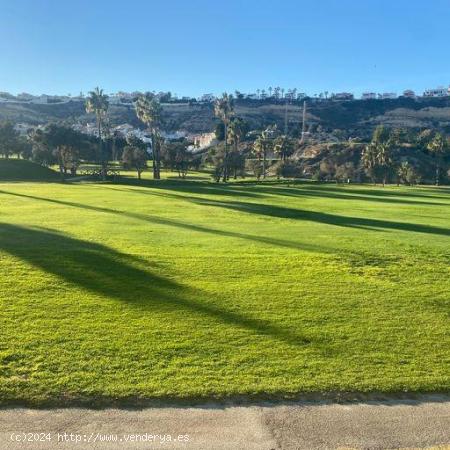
[1,398,449,449]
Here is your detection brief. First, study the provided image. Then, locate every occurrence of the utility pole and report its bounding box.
[284,98,288,135]
[300,101,307,144]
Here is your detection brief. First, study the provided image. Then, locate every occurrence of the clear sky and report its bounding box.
[1,0,449,98]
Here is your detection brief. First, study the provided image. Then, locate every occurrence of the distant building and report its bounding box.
[31,95,50,104]
[380,92,397,99]
[114,124,135,136]
[423,87,448,97]
[246,93,259,100]
[199,94,215,102]
[160,130,188,141]
[362,92,377,100]
[403,90,416,98]
[108,94,122,105]
[17,93,34,101]
[332,92,354,101]
[14,123,33,136]
[117,92,133,101]
[192,132,217,149]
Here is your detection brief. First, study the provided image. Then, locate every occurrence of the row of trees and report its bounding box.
[362,126,450,186]
[212,93,298,182]
[1,88,449,185]
[0,83,192,181]
[84,87,164,180]
[0,122,31,159]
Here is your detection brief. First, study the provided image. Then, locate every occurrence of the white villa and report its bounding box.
[380,92,397,99]
[362,92,377,100]
[191,132,217,149]
[403,90,416,98]
[423,87,448,97]
[199,94,215,102]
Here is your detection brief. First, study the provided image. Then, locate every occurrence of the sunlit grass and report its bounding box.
[0,171,449,404]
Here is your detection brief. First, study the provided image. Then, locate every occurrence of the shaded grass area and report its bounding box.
[0,176,449,405]
[0,159,59,181]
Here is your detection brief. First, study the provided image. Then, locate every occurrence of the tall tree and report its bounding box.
[427,132,449,186]
[122,135,148,180]
[376,140,393,186]
[161,141,191,178]
[30,124,84,179]
[214,93,234,181]
[0,121,20,159]
[273,135,295,161]
[366,125,394,186]
[227,118,247,153]
[135,94,163,179]
[253,128,273,179]
[227,118,248,179]
[85,87,109,180]
[362,142,378,184]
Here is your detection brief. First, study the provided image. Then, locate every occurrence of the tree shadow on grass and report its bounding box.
[116,178,264,198]
[116,177,450,202]
[201,189,450,232]
[109,188,450,237]
[245,185,449,206]
[0,223,312,347]
[0,190,352,255]
[297,183,450,202]
[172,196,450,237]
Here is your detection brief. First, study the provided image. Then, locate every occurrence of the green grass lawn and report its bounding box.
[0,170,449,405]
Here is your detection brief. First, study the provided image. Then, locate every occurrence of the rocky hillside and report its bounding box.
[2,97,450,136]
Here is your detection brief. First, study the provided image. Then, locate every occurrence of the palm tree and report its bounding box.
[228,118,246,152]
[427,132,448,186]
[362,142,378,184]
[227,118,248,179]
[397,161,410,186]
[135,94,163,179]
[253,128,273,179]
[214,93,234,181]
[86,87,109,180]
[363,125,394,186]
[376,140,393,187]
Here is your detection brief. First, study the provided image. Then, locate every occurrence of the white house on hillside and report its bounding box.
[192,132,216,149]
[332,92,354,101]
[199,94,215,102]
[362,92,377,100]
[423,87,448,97]
[403,90,416,98]
[31,95,50,104]
[381,92,397,99]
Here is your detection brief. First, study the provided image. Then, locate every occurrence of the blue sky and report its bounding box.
[0,0,449,97]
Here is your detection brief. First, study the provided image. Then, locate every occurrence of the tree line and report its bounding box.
[0,88,449,185]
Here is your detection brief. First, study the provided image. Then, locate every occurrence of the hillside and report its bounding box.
[0,159,59,181]
[3,97,450,136]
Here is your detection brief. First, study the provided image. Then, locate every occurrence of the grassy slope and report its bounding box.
[0,159,59,181]
[0,173,449,404]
